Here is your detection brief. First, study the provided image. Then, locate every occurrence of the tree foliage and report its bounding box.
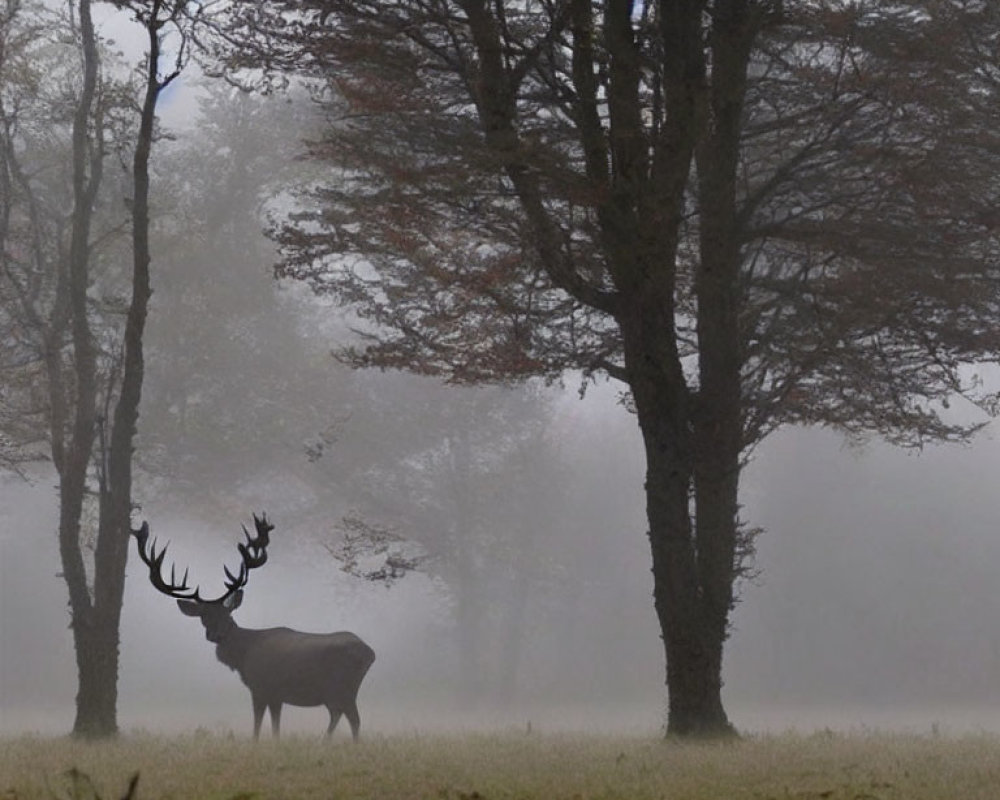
[218,1,1000,442]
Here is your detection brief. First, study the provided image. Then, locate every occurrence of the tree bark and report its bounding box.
[623,306,738,737]
[71,613,122,736]
[626,348,739,737]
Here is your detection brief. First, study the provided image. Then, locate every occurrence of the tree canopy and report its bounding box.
[208,0,1000,734]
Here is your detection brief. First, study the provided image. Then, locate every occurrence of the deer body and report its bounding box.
[134,514,375,740]
[219,628,372,705]
[205,619,374,738]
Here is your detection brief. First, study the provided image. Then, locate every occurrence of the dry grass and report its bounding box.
[3,729,1000,799]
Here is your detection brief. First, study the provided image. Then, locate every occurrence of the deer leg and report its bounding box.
[326,706,342,738]
[252,695,266,740]
[344,701,361,742]
[269,703,282,739]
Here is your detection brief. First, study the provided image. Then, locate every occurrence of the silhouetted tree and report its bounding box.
[0,0,191,737]
[209,0,1000,735]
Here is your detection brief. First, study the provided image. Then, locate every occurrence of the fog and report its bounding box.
[5,405,1000,736]
[5,74,1000,740]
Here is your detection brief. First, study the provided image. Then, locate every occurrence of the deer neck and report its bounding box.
[214,623,253,673]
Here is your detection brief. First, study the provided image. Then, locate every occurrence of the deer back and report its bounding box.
[218,626,375,706]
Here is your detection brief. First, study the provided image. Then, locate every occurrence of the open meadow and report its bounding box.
[3,730,1000,800]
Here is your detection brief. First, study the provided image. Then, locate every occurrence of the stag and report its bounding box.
[131,513,375,740]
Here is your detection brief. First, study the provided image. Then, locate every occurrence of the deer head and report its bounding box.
[132,512,273,642]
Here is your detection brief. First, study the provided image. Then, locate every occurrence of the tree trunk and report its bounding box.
[72,0,162,737]
[621,269,740,736]
[62,0,113,738]
[640,414,739,738]
[447,429,487,704]
[66,0,163,737]
[71,610,122,737]
[635,1,751,737]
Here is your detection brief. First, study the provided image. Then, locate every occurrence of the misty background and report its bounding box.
[5,41,1000,739]
[7,404,1000,735]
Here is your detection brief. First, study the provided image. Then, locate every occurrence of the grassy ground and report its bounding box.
[3,729,1000,799]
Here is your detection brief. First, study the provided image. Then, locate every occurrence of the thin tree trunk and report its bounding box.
[69,0,167,737]
[496,568,529,704]
[81,0,164,736]
[447,429,486,704]
[62,0,108,738]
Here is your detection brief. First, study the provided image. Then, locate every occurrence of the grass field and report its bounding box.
[3,729,1000,799]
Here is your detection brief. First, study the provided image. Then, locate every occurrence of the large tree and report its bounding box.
[0,0,190,736]
[216,1,1000,735]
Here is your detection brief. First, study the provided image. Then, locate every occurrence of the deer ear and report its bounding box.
[177,599,202,617]
[223,590,243,611]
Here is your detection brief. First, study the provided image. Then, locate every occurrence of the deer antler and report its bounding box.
[223,513,273,596]
[131,513,274,605]
[132,521,202,601]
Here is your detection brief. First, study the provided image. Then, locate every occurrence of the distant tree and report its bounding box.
[322,379,567,703]
[0,0,191,737]
[135,83,333,519]
[211,1,1000,736]
[137,89,566,706]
